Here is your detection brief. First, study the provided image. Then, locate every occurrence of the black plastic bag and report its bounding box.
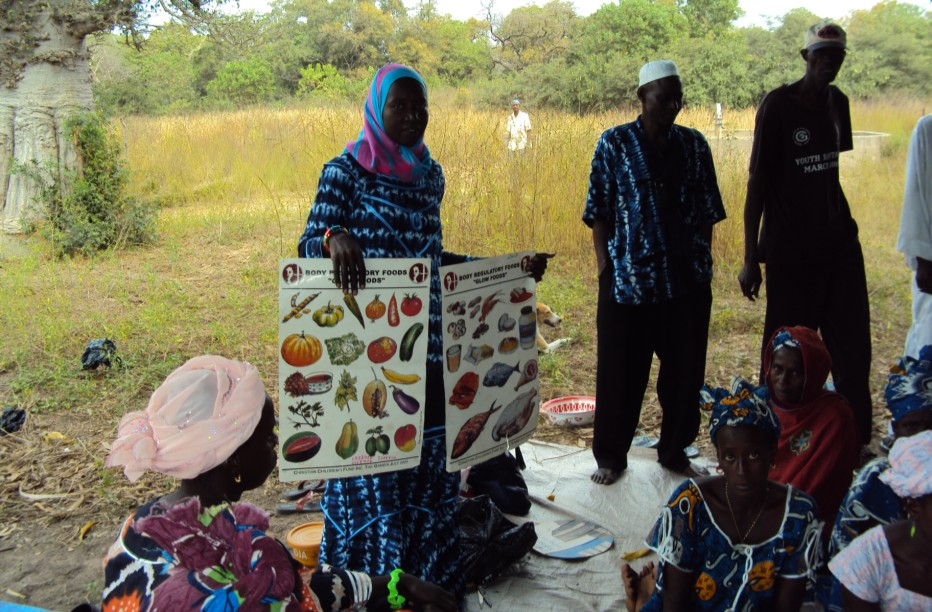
[457,495,537,588]
[0,406,25,435]
[466,450,530,515]
[81,338,121,370]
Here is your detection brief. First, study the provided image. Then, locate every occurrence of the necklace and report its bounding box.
[725,481,768,543]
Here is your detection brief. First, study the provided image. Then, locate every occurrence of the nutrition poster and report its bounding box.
[278,258,430,481]
[440,252,540,472]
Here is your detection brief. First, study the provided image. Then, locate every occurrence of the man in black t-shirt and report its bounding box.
[739,21,873,446]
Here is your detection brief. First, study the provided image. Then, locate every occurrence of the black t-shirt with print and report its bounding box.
[749,84,858,266]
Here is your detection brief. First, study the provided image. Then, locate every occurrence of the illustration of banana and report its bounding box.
[380,366,421,385]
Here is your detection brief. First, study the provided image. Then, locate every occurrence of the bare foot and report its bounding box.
[591,467,622,485]
[622,562,640,612]
[638,561,657,603]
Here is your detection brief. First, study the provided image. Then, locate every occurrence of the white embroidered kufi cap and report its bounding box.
[638,60,680,88]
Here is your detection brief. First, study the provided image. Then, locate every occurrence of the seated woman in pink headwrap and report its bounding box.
[103,355,456,612]
[829,431,932,609]
[765,326,860,533]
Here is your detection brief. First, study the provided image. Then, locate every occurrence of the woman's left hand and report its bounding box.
[527,252,555,282]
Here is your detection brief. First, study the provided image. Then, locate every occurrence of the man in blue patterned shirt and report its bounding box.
[582,60,726,485]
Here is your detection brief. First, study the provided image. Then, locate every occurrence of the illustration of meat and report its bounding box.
[482,362,520,387]
[449,371,480,410]
[492,389,539,441]
[451,401,502,459]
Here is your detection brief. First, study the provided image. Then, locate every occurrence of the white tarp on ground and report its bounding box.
[464,440,714,611]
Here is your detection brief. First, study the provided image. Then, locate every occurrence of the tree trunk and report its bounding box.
[1,7,93,234]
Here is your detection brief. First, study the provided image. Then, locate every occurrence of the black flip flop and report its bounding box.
[282,480,327,500]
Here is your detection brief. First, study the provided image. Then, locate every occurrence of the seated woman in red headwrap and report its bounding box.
[765,326,860,532]
[102,355,456,612]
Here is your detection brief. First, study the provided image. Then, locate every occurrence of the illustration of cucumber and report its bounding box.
[399,323,423,362]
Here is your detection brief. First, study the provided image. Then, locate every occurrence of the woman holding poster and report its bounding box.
[298,63,551,601]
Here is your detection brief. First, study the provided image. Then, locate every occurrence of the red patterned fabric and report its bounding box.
[765,326,859,531]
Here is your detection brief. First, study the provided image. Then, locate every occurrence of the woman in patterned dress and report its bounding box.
[102,355,455,612]
[830,431,932,610]
[297,63,550,601]
[623,378,823,611]
[824,348,932,611]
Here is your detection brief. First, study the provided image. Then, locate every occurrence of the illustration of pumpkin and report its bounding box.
[747,561,775,592]
[693,572,717,601]
[281,331,323,367]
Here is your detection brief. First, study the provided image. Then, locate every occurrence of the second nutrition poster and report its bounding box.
[441,251,541,471]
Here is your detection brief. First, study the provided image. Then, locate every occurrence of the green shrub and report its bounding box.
[17,111,156,257]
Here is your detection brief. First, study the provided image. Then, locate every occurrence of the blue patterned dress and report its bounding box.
[642,479,822,612]
[297,152,466,598]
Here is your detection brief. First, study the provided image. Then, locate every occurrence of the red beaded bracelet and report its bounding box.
[322,225,348,254]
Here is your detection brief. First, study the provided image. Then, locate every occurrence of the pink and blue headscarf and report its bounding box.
[879,430,932,499]
[703,377,780,444]
[885,345,932,422]
[346,63,432,182]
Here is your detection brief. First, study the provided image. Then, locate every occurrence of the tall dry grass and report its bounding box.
[113,97,919,375]
[119,103,763,264]
[4,97,908,409]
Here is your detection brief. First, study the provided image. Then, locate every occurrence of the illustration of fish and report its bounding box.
[492,389,539,441]
[482,362,520,387]
[451,401,502,459]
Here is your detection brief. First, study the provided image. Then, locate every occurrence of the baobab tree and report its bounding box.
[0,0,218,233]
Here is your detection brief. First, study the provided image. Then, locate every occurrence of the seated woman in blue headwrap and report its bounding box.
[622,378,823,612]
[824,346,932,610]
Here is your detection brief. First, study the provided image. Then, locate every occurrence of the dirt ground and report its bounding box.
[0,274,904,611]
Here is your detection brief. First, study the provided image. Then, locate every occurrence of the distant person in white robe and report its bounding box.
[505,98,532,152]
[897,114,932,359]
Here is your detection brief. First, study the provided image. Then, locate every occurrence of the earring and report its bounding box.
[911,520,917,538]
[715,466,724,474]
[234,473,242,484]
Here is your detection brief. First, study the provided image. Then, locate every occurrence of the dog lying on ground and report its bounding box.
[536,302,571,352]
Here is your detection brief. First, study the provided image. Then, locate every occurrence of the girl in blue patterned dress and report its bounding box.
[297,63,550,601]
[623,378,823,611]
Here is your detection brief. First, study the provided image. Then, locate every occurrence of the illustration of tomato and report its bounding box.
[401,293,422,317]
[367,336,398,363]
[388,293,400,327]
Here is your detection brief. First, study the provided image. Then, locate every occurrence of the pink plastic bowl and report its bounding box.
[541,396,596,427]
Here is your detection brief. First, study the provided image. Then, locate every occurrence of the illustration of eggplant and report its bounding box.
[390,385,420,415]
[491,389,539,441]
[451,401,501,459]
